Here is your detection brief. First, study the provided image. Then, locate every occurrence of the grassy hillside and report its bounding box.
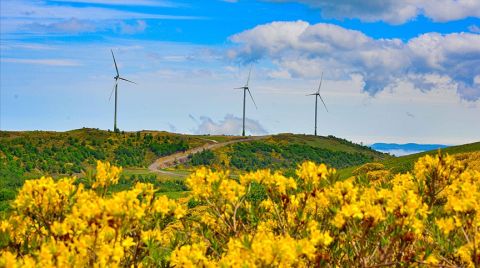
[338,141,480,178]
[0,128,217,211]
[0,130,388,211]
[184,134,390,171]
[0,128,210,181]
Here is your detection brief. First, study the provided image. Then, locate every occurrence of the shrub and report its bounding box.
[1,153,479,267]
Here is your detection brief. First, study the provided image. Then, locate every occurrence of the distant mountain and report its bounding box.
[371,143,448,156]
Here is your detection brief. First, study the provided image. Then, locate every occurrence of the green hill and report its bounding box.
[184,133,390,171]
[0,128,212,179]
[338,141,480,178]
[0,130,387,212]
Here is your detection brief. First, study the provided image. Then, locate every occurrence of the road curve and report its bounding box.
[148,136,269,172]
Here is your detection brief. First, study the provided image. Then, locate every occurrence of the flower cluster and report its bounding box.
[175,152,479,267]
[1,152,479,267]
[1,162,185,267]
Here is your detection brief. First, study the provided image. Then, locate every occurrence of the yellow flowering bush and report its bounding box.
[178,152,479,267]
[1,152,479,267]
[0,161,186,267]
[455,151,480,172]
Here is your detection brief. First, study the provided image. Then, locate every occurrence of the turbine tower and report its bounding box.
[109,50,136,132]
[307,72,328,136]
[234,65,257,136]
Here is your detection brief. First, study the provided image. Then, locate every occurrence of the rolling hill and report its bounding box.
[0,128,242,210]
[1,129,478,213]
[183,133,390,171]
[0,128,219,183]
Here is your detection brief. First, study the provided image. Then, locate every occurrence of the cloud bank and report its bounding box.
[268,0,480,24]
[229,21,480,100]
[194,114,268,135]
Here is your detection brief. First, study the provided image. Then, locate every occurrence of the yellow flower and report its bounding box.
[122,237,136,248]
[296,161,335,187]
[170,242,213,267]
[92,160,122,189]
[425,254,439,265]
[436,218,455,235]
[0,251,17,268]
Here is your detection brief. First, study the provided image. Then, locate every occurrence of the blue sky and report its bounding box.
[1,0,479,144]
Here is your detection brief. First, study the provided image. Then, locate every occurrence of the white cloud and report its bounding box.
[229,21,480,100]
[194,114,268,135]
[24,18,98,34]
[268,0,480,24]
[50,0,177,7]
[0,58,81,66]
[0,0,200,35]
[420,0,480,22]
[1,1,196,20]
[118,20,147,35]
[0,43,57,50]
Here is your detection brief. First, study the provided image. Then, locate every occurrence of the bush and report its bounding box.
[1,153,479,267]
[189,150,215,166]
[0,190,15,202]
[352,162,386,176]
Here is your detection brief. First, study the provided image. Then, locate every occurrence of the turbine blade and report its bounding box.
[246,64,253,87]
[306,93,317,96]
[247,88,257,109]
[319,95,328,112]
[111,50,119,76]
[234,87,244,89]
[109,82,117,101]
[119,77,137,84]
[317,71,323,94]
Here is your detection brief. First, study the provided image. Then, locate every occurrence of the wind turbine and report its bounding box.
[307,72,328,136]
[109,49,136,132]
[234,65,257,136]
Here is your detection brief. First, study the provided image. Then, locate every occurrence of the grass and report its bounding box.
[158,191,189,199]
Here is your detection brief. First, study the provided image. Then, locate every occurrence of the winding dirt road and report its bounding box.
[148,136,269,173]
